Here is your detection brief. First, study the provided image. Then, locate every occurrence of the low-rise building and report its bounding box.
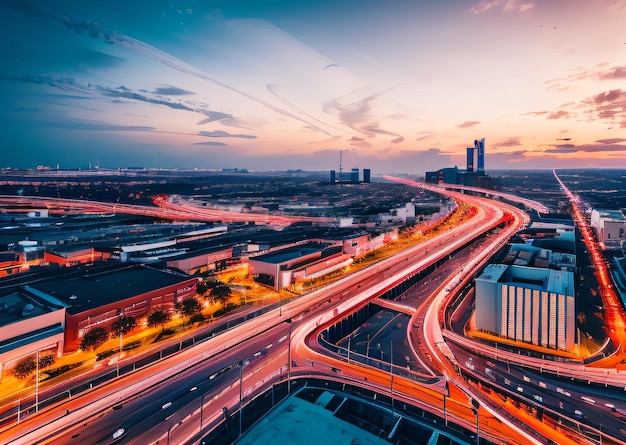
[0,289,65,377]
[27,265,198,352]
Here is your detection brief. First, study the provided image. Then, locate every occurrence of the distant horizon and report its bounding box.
[2,165,626,175]
[2,1,625,171]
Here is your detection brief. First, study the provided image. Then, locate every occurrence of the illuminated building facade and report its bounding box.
[475,264,575,352]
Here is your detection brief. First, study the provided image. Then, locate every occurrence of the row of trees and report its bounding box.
[12,353,56,379]
[12,286,234,379]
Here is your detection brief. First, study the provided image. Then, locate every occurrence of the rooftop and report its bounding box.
[28,265,195,315]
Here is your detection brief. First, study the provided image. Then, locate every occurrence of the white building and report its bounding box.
[590,209,626,245]
[475,264,575,352]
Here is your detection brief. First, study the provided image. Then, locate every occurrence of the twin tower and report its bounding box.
[466,138,485,173]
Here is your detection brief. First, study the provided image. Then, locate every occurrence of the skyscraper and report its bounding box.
[363,168,371,183]
[475,138,485,172]
[466,147,475,172]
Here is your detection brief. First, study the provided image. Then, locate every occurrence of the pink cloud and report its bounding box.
[546,110,570,119]
[457,120,481,128]
[469,1,499,14]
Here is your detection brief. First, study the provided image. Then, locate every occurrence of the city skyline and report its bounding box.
[1,0,625,172]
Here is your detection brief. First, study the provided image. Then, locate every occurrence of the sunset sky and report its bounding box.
[1,0,625,173]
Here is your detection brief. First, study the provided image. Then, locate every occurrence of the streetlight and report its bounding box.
[470,398,480,444]
[238,359,249,437]
[443,376,449,427]
[287,319,292,395]
[117,313,124,378]
[390,341,394,415]
[35,349,39,413]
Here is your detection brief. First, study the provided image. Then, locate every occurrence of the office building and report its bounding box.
[425,138,488,186]
[475,138,485,171]
[351,168,359,183]
[475,264,575,352]
[466,147,475,172]
[590,209,626,246]
[363,169,371,183]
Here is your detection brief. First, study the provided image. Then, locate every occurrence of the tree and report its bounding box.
[147,310,170,329]
[80,327,109,351]
[210,285,232,305]
[12,356,37,379]
[204,278,224,290]
[38,353,56,369]
[196,281,208,296]
[189,313,205,324]
[110,316,137,338]
[175,297,202,317]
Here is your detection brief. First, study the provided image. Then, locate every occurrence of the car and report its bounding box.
[112,428,125,440]
[574,409,584,420]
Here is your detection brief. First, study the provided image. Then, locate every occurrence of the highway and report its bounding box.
[6,176,624,444]
[1,175,529,444]
[0,194,330,225]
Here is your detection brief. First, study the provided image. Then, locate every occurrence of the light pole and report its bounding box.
[390,341,394,415]
[287,319,292,394]
[117,313,124,378]
[443,377,449,427]
[347,335,351,364]
[238,359,248,437]
[35,349,39,413]
[470,398,480,444]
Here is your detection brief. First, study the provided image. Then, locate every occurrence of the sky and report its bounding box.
[1,0,625,173]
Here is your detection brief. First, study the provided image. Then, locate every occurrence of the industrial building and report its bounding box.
[0,289,65,377]
[26,264,198,352]
[425,138,489,187]
[590,208,626,247]
[475,264,576,352]
[248,242,353,290]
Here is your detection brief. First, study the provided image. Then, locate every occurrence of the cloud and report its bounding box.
[457,121,481,128]
[193,141,228,147]
[546,110,570,119]
[19,1,332,135]
[52,121,155,132]
[153,85,194,96]
[416,131,437,142]
[598,66,626,80]
[503,0,535,13]
[391,137,404,144]
[196,112,235,125]
[546,65,626,86]
[556,138,571,141]
[544,144,577,154]
[348,137,364,142]
[596,138,626,144]
[521,111,548,117]
[199,130,257,139]
[493,138,522,148]
[469,1,499,14]
[543,142,626,154]
[582,89,626,124]
[469,0,534,14]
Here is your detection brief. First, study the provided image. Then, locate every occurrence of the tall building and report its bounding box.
[363,168,371,183]
[475,264,575,352]
[475,138,485,171]
[330,170,336,183]
[350,168,359,183]
[466,147,475,172]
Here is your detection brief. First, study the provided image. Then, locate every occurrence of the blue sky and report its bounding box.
[1,0,625,173]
